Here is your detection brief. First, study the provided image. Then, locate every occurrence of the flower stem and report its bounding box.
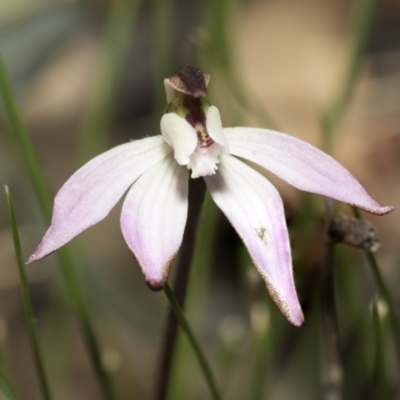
[0,55,115,400]
[5,186,52,400]
[170,193,219,397]
[352,207,400,368]
[320,199,342,400]
[163,284,222,400]
[154,178,207,400]
[318,0,377,393]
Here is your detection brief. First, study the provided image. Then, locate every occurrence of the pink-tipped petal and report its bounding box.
[120,155,189,290]
[225,128,394,215]
[28,136,171,262]
[205,155,304,326]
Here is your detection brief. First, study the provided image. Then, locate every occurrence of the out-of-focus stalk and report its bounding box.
[152,0,173,118]
[0,56,51,220]
[5,186,52,400]
[320,199,342,400]
[318,1,389,398]
[250,302,271,400]
[169,193,219,398]
[154,179,207,400]
[371,298,388,400]
[77,0,143,163]
[207,0,277,129]
[0,55,115,400]
[164,284,222,400]
[353,207,400,367]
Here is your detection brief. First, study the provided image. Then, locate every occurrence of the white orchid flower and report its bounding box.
[28,66,394,326]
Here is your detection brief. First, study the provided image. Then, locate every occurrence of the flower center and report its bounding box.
[177,98,215,150]
[196,124,214,148]
[161,68,229,178]
[160,98,228,178]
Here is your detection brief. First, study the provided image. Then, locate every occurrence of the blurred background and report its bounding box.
[0,0,400,399]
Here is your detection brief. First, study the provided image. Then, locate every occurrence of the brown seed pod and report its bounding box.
[328,215,380,252]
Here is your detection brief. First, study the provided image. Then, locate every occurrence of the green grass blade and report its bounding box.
[0,54,115,400]
[0,56,52,220]
[164,284,222,400]
[371,297,388,399]
[5,186,52,400]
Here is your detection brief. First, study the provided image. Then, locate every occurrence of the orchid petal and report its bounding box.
[205,155,304,326]
[28,136,171,262]
[161,113,197,165]
[121,155,189,290]
[206,106,229,150]
[225,128,394,215]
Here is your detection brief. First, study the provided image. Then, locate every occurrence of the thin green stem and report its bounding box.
[0,56,52,219]
[186,193,219,316]
[5,186,52,400]
[353,208,400,367]
[57,248,115,400]
[207,0,233,70]
[164,284,222,400]
[0,54,115,400]
[371,297,387,400]
[169,194,219,399]
[366,251,400,357]
[155,178,206,400]
[0,372,19,400]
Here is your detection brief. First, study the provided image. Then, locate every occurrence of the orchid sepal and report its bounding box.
[225,127,394,215]
[28,136,171,263]
[205,154,304,326]
[121,155,189,290]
